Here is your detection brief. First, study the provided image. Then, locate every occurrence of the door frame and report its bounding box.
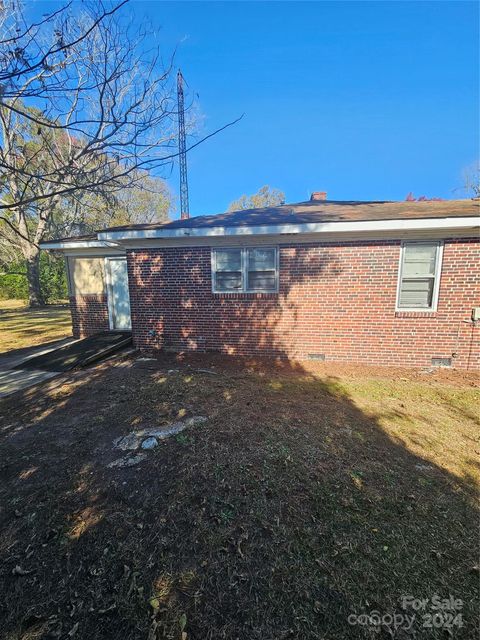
[105,256,132,331]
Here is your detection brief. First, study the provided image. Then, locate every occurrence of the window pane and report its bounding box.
[247,248,276,271]
[215,249,241,271]
[399,278,434,308]
[248,271,276,291]
[402,243,437,277]
[215,272,242,291]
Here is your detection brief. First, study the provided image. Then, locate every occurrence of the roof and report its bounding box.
[101,199,479,233]
[40,198,479,249]
[41,233,97,246]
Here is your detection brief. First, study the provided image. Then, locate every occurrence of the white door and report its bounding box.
[107,258,132,331]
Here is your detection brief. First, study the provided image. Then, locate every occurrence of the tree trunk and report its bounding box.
[25,248,44,307]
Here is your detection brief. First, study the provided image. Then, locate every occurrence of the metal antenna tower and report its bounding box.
[177,70,189,220]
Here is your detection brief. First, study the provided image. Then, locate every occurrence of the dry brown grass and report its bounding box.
[0,354,478,639]
[0,300,71,354]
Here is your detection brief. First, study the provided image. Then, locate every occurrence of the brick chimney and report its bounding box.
[310,191,327,201]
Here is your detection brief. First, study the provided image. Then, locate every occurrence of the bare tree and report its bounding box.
[48,171,173,239]
[0,1,128,92]
[0,1,241,304]
[0,0,241,212]
[461,161,480,198]
[0,0,181,206]
[0,0,175,303]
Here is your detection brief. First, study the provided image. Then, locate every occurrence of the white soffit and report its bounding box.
[40,240,122,251]
[40,240,125,256]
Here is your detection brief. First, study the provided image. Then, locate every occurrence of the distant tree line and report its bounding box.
[227,185,285,211]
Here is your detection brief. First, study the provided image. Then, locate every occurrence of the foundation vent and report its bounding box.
[431,357,452,368]
[307,353,326,361]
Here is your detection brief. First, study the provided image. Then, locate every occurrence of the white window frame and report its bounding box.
[395,240,444,312]
[211,246,279,294]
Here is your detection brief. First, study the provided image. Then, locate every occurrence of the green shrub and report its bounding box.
[0,270,28,300]
[0,254,68,302]
[39,252,68,302]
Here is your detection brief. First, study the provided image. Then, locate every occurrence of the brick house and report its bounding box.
[42,195,480,369]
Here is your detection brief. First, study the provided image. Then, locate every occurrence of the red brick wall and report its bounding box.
[70,294,109,338]
[126,238,480,369]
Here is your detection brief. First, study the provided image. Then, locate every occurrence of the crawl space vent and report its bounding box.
[431,357,452,368]
[307,353,326,361]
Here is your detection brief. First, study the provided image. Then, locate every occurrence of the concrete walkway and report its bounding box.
[0,338,77,399]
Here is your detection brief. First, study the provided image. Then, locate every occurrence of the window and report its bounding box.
[212,247,278,293]
[396,241,443,311]
[213,248,243,292]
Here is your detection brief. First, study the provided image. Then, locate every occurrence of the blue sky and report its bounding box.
[35,1,479,216]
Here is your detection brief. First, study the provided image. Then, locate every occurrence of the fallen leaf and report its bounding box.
[98,603,116,614]
[12,565,32,576]
[179,613,187,631]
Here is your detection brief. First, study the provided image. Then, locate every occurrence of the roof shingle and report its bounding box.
[100,199,479,233]
[41,199,480,246]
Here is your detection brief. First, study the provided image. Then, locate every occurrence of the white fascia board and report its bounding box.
[120,228,475,249]
[40,240,121,250]
[98,216,480,242]
[63,248,126,257]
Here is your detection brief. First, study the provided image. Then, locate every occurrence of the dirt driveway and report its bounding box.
[0,354,478,639]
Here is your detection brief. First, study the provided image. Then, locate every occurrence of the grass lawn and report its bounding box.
[0,354,478,639]
[0,300,72,354]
